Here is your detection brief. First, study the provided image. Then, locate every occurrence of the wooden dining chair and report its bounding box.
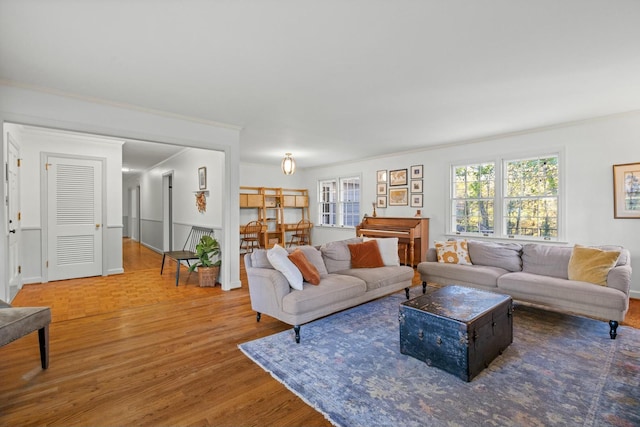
[240,221,263,253]
[287,219,312,247]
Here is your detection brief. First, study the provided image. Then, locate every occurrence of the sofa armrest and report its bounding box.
[246,267,291,316]
[607,264,632,297]
[426,247,437,262]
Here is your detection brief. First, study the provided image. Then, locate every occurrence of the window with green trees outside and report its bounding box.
[451,154,560,240]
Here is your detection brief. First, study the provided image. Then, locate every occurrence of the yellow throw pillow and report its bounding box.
[567,245,620,286]
[435,240,472,265]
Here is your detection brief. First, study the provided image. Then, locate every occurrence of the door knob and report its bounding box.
[9,229,16,234]
[96,224,101,228]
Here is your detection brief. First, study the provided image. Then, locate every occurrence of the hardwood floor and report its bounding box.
[1,239,330,427]
[2,239,638,426]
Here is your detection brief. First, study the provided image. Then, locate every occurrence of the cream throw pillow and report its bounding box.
[267,244,304,290]
[363,237,400,266]
[435,240,472,265]
[567,245,620,286]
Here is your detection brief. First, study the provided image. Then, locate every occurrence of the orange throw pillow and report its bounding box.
[348,240,385,268]
[288,249,321,285]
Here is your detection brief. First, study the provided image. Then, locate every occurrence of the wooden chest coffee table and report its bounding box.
[399,285,513,381]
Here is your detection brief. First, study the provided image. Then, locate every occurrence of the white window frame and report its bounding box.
[317,174,361,227]
[448,150,564,242]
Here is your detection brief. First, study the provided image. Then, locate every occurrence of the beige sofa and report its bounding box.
[417,240,632,339]
[245,237,415,343]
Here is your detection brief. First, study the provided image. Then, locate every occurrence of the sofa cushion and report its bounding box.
[435,240,472,265]
[249,249,273,269]
[348,240,385,268]
[267,244,303,290]
[321,238,363,273]
[522,244,572,279]
[568,245,621,286]
[288,249,321,285]
[468,240,522,272]
[338,265,414,292]
[497,272,628,311]
[281,274,367,315]
[597,245,628,266]
[363,237,400,266]
[288,245,329,277]
[418,262,505,288]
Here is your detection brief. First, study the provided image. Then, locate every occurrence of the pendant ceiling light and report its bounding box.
[281,152,296,175]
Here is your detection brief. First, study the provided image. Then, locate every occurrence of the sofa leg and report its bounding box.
[422,281,427,294]
[256,312,261,322]
[294,325,301,344]
[609,320,618,339]
[404,287,410,299]
[38,325,49,369]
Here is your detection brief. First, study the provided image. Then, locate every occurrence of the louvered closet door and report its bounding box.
[47,156,103,281]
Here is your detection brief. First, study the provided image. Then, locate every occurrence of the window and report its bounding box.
[318,176,360,226]
[452,162,495,234]
[450,153,560,240]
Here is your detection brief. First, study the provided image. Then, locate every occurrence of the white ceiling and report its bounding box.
[1,0,640,170]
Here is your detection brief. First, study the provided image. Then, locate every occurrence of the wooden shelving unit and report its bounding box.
[240,187,310,248]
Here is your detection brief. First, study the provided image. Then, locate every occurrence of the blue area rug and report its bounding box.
[239,291,640,427]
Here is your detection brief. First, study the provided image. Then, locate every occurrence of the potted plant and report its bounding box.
[188,235,221,287]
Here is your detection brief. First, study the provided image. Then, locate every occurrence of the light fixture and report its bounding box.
[281,152,296,175]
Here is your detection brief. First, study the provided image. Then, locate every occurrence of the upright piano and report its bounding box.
[355,216,429,267]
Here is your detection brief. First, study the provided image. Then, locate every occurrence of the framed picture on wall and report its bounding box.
[377,183,387,195]
[377,196,387,208]
[613,162,640,218]
[410,194,423,208]
[389,188,408,205]
[377,170,387,183]
[411,164,423,179]
[389,169,407,186]
[411,179,423,193]
[198,166,207,190]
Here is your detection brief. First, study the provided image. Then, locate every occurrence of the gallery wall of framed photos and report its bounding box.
[376,164,423,209]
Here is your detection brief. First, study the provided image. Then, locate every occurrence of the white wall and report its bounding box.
[290,112,640,298]
[126,147,225,255]
[0,83,241,300]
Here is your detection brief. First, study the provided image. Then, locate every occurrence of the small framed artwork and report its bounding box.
[376,196,387,208]
[411,179,423,193]
[198,166,207,190]
[389,169,408,186]
[389,187,408,205]
[411,164,423,179]
[410,194,423,208]
[613,162,640,218]
[376,183,387,195]
[376,170,387,183]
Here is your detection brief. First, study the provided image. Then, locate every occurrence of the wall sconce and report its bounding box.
[281,152,296,175]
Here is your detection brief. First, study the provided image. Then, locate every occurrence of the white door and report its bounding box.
[7,133,22,293]
[47,156,103,281]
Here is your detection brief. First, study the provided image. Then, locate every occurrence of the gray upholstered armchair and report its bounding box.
[0,299,51,369]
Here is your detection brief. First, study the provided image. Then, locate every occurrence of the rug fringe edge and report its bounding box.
[238,343,342,427]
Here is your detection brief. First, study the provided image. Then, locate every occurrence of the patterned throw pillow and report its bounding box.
[435,240,472,265]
